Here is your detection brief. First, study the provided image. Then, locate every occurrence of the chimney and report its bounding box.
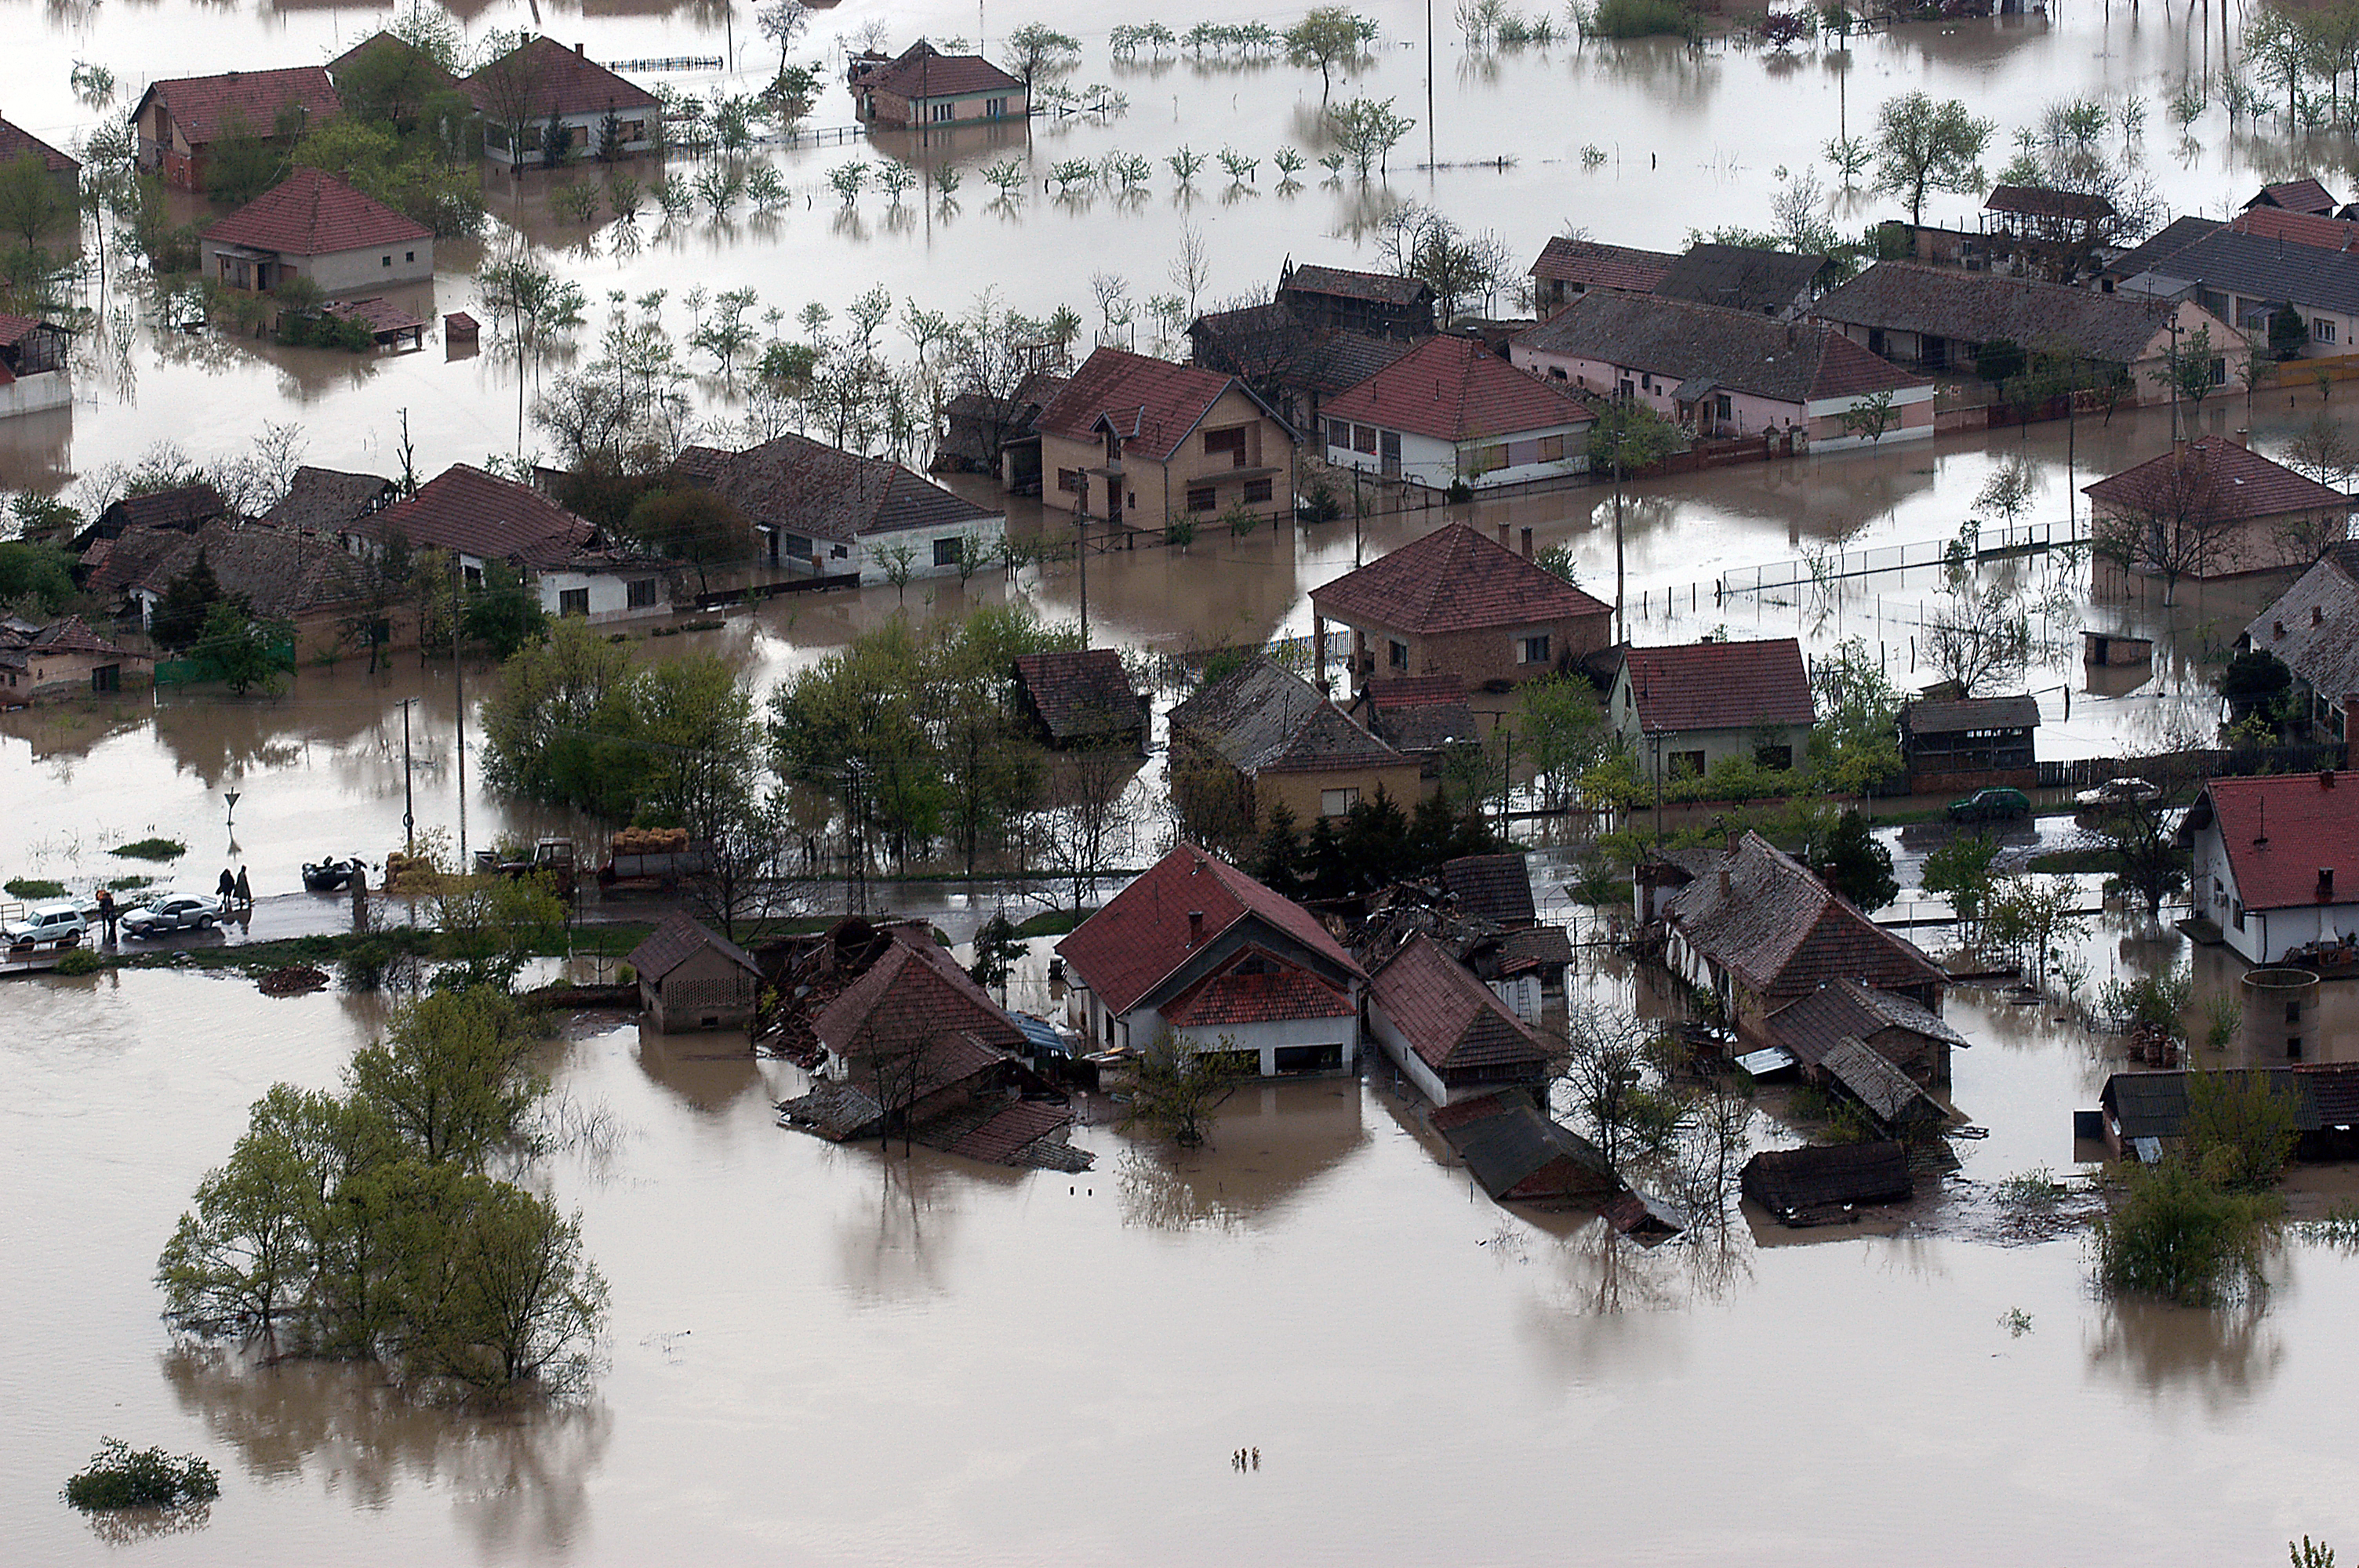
[1520,527,1533,559]
[1187,909,1205,945]
[576,40,587,54]
[2321,867,2337,900]
[2234,428,2250,448]
[2275,620,2287,639]
[1718,862,1732,899]
[2317,605,2327,626]
[2323,770,2339,789]
[1496,521,1510,546]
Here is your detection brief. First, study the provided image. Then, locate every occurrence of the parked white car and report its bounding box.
[2076,777,2161,808]
[119,893,224,937]
[5,902,87,948]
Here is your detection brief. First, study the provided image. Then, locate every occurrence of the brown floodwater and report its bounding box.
[5,963,2358,1565]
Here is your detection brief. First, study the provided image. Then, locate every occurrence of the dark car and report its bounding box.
[1947,787,2031,823]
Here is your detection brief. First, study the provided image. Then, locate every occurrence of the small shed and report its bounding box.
[1813,1037,1953,1138]
[626,913,764,1033]
[1441,852,1537,927]
[2081,630,2151,666]
[1436,1094,1619,1203]
[1013,648,1147,750]
[1740,1142,1913,1222]
[1899,695,2039,796]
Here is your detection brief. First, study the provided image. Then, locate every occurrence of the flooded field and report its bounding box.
[3,965,2357,1566]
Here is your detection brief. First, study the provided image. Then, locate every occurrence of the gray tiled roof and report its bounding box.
[1808,262,2183,363]
[1517,292,1919,404]
[1652,243,1830,315]
[2145,225,2359,318]
[675,434,999,543]
[1169,659,1405,775]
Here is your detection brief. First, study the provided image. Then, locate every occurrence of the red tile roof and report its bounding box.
[857,41,1023,99]
[0,117,78,176]
[203,167,431,257]
[1312,521,1610,637]
[0,313,60,348]
[1667,833,1943,1003]
[1365,674,1469,708]
[625,913,761,983]
[1370,934,1551,1075]
[136,67,342,148]
[1321,335,1593,444]
[2083,437,2350,522]
[1056,844,1363,1017]
[351,463,595,563]
[945,1099,1074,1163]
[463,34,660,119]
[1035,347,1278,464]
[814,927,1027,1057]
[2227,205,2359,250]
[1621,637,1814,733]
[1528,236,1677,292]
[1161,951,1355,1027]
[2200,771,2359,911]
[2248,178,2339,216]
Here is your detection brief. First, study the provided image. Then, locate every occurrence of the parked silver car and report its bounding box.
[2075,777,2161,808]
[119,893,224,937]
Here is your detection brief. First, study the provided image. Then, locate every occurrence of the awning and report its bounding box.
[1672,374,1719,404]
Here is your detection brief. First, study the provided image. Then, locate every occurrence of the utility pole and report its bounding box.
[452,559,468,866]
[399,697,416,854]
[1077,507,1089,644]
[1425,0,1435,173]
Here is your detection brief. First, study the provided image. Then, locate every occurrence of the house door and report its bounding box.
[1379,430,1401,478]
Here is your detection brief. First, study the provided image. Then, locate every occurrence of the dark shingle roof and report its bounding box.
[676,434,999,543]
[2100,1065,2359,1139]
[1740,1142,1912,1212]
[1667,833,1944,1003]
[2245,554,2359,702]
[100,484,227,533]
[1056,844,1363,1018]
[1899,695,2042,737]
[1370,933,1552,1076]
[1621,637,1814,734]
[1441,853,1536,925]
[2103,215,2221,280]
[1168,659,1406,775]
[260,466,398,533]
[1808,262,2186,364]
[625,912,761,983]
[1652,243,1830,315]
[1014,648,1142,741]
[1312,522,1609,637]
[1818,1036,1950,1127]
[351,463,596,563]
[1528,236,1677,293]
[1281,263,1437,310]
[2085,437,2353,522]
[204,167,431,256]
[1321,335,1593,443]
[133,67,342,147]
[99,521,391,621]
[2140,209,2359,319]
[1517,291,1921,404]
[1453,1105,1615,1200]
[1983,184,2117,222]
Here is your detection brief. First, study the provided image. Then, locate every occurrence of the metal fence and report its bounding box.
[153,639,295,687]
[1717,517,2092,597]
[2036,742,2346,789]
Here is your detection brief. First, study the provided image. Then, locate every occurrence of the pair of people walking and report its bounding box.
[215,866,252,907]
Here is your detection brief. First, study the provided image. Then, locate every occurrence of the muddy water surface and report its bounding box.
[2,967,2354,1564]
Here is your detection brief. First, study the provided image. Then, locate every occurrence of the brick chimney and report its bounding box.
[2320,867,2336,901]
[1187,909,1205,945]
[1520,527,1533,559]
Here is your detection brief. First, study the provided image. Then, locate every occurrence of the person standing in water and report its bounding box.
[217,868,235,904]
[234,866,252,906]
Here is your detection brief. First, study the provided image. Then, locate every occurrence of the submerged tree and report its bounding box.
[1871,92,1992,228]
[1118,1032,1252,1148]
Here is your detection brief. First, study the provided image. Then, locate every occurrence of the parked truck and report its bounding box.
[594,829,711,897]
[472,838,580,899]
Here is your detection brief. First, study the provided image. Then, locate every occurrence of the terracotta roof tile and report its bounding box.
[0,117,78,176]
[1528,236,1677,293]
[204,167,431,257]
[2197,771,2359,911]
[2084,437,2351,523]
[678,434,999,543]
[1056,844,1364,1017]
[463,34,659,118]
[1321,335,1593,443]
[101,520,392,620]
[1370,934,1551,1075]
[1161,955,1355,1027]
[135,67,341,147]
[813,927,1027,1056]
[625,912,761,982]
[1761,976,1968,1069]
[1311,522,1609,637]
[945,1100,1075,1164]
[2248,178,2339,215]
[856,41,1023,99]
[1621,637,1815,733]
[1442,853,1536,925]
[1036,347,1281,464]
[351,463,596,562]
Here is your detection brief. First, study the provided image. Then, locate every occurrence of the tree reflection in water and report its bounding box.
[1114,1145,1245,1233]
[162,1345,610,1557]
[2084,1295,2286,1406]
[832,1148,980,1305]
[81,1501,213,1546]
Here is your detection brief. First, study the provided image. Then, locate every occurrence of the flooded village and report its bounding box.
[9,0,2359,1559]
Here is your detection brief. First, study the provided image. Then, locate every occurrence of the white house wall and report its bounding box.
[1323,423,1589,492]
[854,514,1007,587]
[1367,1006,1454,1104]
[535,568,673,622]
[0,370,70,420]
[1170,1011,1358,1076]
[2192,817,2359,963]
[1803,384,1936,451]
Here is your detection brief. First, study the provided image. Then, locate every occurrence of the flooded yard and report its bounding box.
[4,967,2357,1565]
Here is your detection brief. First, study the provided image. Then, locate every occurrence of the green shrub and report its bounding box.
[62,1439,219,1511]
[1583,0,1699,39]
[108,839,187,862]
[2185,1069,2300,1191]
[53,949,104,975]
[5,877,67,898]
[106,875,155,891]
[2093,1161,2277,1306]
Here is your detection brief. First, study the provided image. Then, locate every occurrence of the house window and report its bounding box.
[1327,419,1350,450]
[933,537,961,567]
[1754,743,1794,770]
[1205,426,1247,466]
[1321,787,1360,816]
[931,102,954,122]
[1715,394,1733,421]
[1353,423,1378,455]
[986,97,1008,118]
[620,121,645,143]
[405,251,416,263]
[1537,434,1566,462]
[1056,467,1082,494]
[1389,639,1408,670]
[627,578,657,608]
[382,255,392,267]
[1670,750,1706,779]
[558,587,590,616]
[1547,366,1567,380]
[1520,634,1550,665]
[1244,477,1272,504]
[2319,318,2339,344]
[463,564,482,590]
[2209,357,2228,387]
[2233,901,2245,931]
[1459,445,1509,477]
[1187,486,1216,512]
[831,544,849,559]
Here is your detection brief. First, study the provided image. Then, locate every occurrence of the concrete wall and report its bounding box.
[7,646,151,702]
[1252,759,1429,827]
[1367,1005,1455,1104]
[538,567,673,622]
[852,514,1007,586]
[1321,421,1591,491]
[1171,1009,1359,1077]
[1336,609,1614,691]
[1608,666,1812,782]
[0,369,70,421]
[644,946,760,1033]
[482,108,656,168]
[863,86,1025,126]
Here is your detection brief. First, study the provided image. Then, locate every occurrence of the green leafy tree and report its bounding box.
[1807,636,1904,800]
[425,869,569,993]
[1251,802,1304,897]
[1118,1031,1251,1147]
[1329,95,1415,179]
[2184,1069,2300,1192]
[1871,92,1993,227]
[64,1440,220,1511]
[1005,24,1083,91]
[2093,1160,2276,1307]
[0,539,79,615]
[2087,798,2187,918]
[462,561,547,659]
[1518,675,1608,813]
[1589,398,1685,643]
[191,599,291,695]
[1923,831,1998,935]
[1285,8,1377,99]
[0,151,70,254]
[1820,808,1897,911]
[348,987,544,1169]
[623,489,749,592]
[1561,1000,1685,1174]
[149,549,224,651]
